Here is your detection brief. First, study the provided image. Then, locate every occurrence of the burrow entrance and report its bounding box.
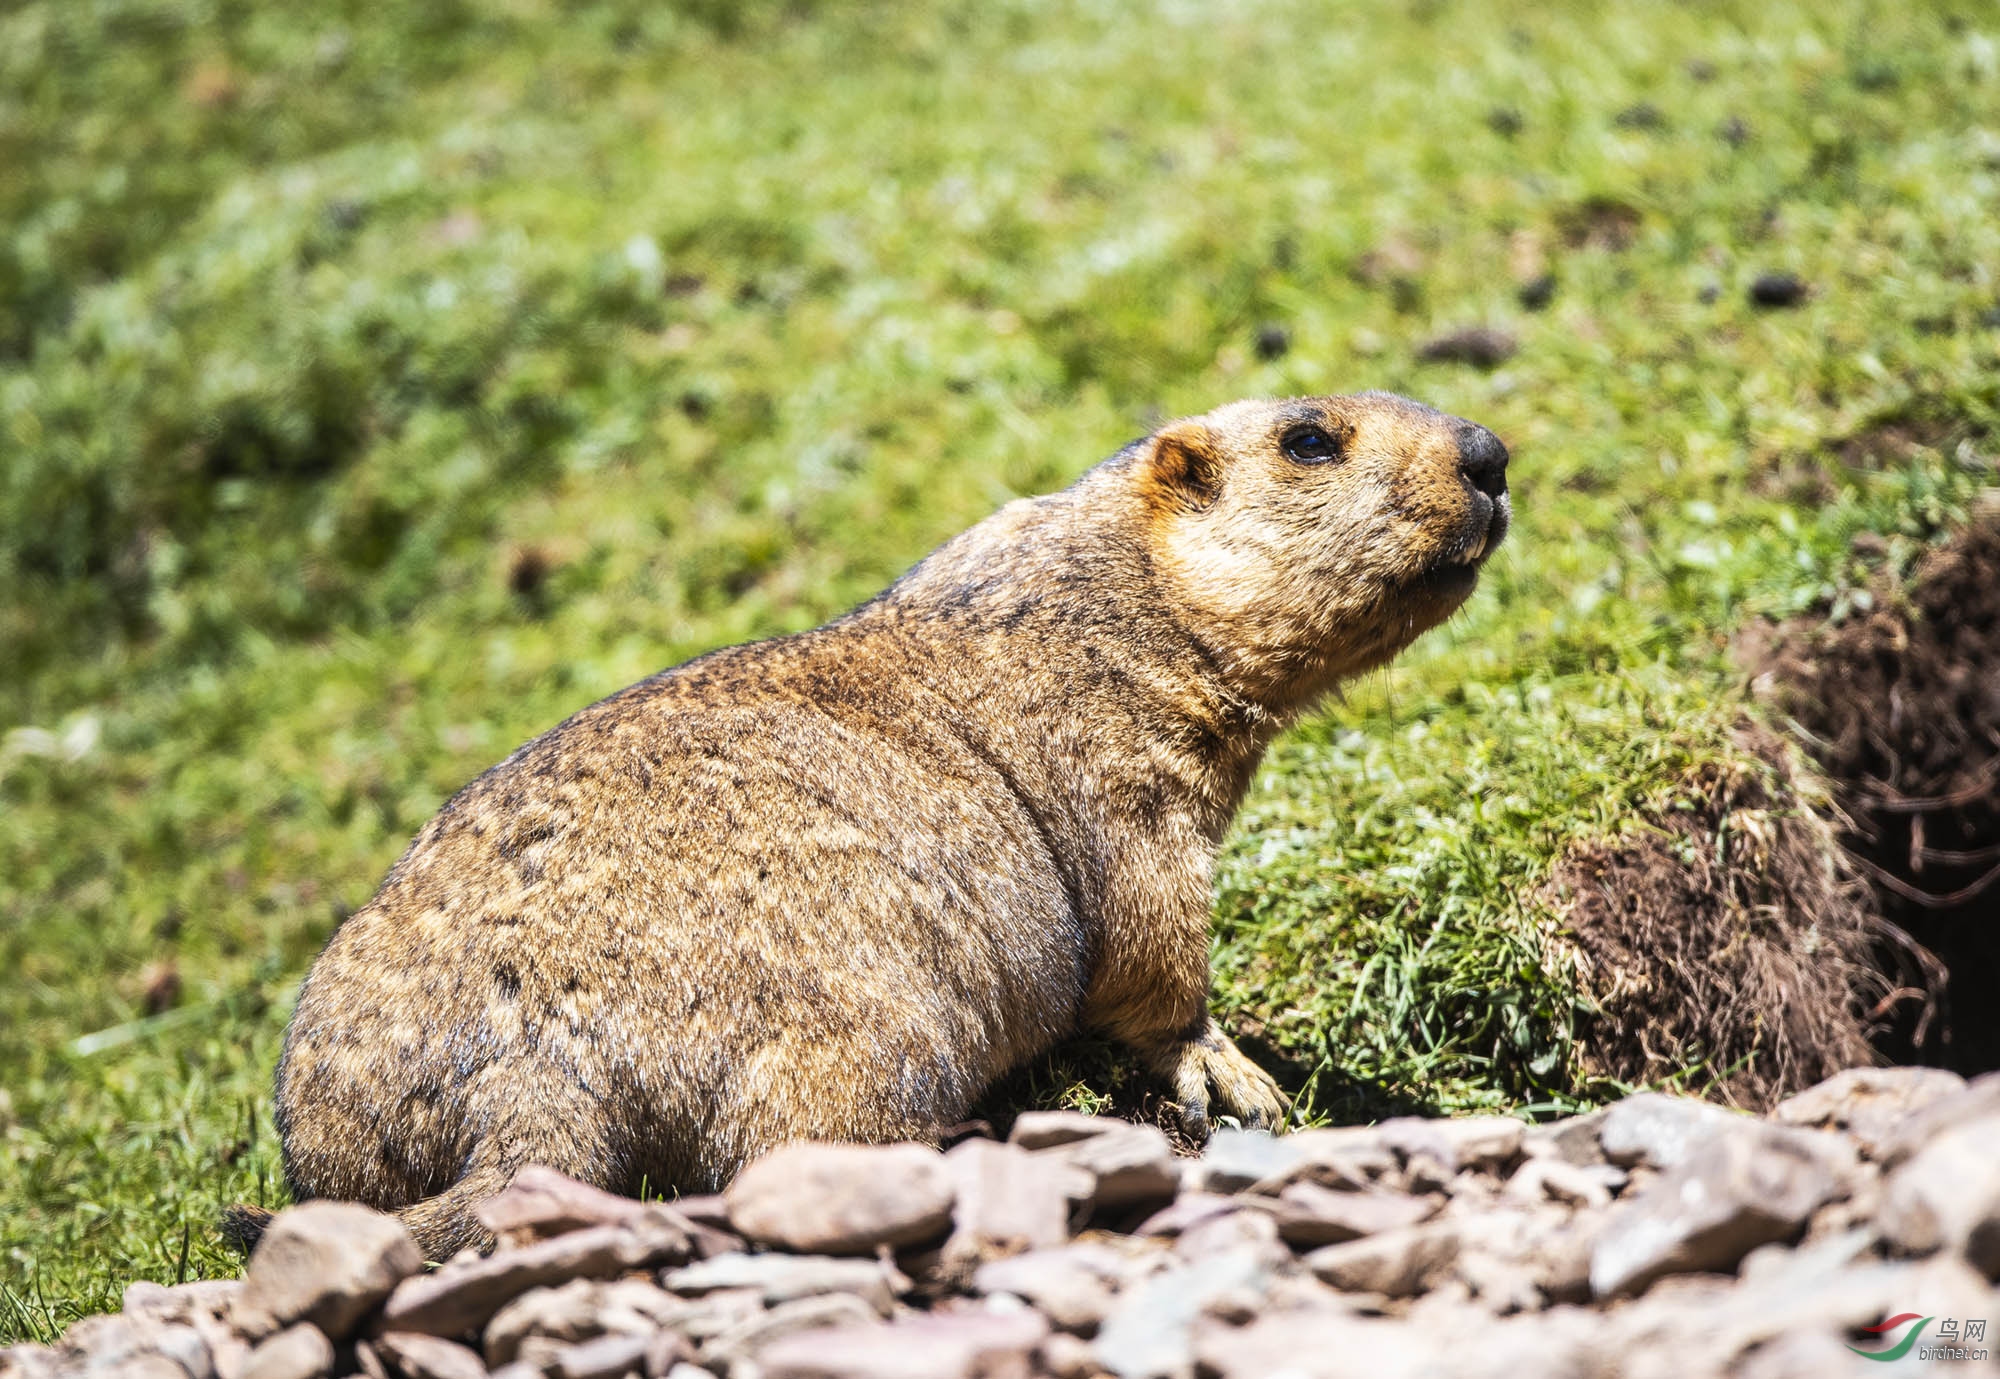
[1752,507,2000,1075]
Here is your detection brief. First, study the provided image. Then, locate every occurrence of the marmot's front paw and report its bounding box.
[1157,1018,1288,1141]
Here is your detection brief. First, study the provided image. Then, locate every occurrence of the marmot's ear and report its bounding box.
[1145,421,1223,510]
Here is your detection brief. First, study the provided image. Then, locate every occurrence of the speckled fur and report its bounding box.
[274,392,1510,1257]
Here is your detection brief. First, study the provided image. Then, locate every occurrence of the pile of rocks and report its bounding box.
[8,1067,2000,1379]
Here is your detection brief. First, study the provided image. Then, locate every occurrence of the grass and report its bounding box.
[5,0,2000,1342]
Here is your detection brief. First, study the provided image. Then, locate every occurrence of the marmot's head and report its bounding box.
[1138,392,1510,711]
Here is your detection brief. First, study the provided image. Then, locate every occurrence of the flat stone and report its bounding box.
[1879,1112,2000,1277]
[1188,1129,1306,1195]
[1273,1181,1440,1248]
[1598,1093,1755,1171]
[699,1293,884,1373]
[664,1252,901,1314]
[1191,1311,1444,1379]
[1605,1247,1998,1379]
[0,1345,62,1379]
[1378,1116,1525,1174]
[724,1142,954,1255]
[1092,1247,1273,1379]
[371,1332,488,1379]
[757,1310,1049,1379]
[236,1203,425,1342]
[1304,1221,1462,1298]
[122,1282,241,1326]
[240,1325,335,1379]
[378,1215,692,1339]
[545,1331,649,1379]
[1520,1109,1610,1167]
[1770,1066,1967,1159]
[59,1315,213,1379]
[483,1278,686,1367]
[1504,1158,1623,1211]
[972,1245,1125,1335]
[941,1138,1092,1270]
[1876,1070,2000,1169]
[1589,1123,1848,1298]
[1009,1111,1124,1151]
[1250,1128,1393,1192]
[1132,1193,1248,1238]
[1047,1124,1179,1212]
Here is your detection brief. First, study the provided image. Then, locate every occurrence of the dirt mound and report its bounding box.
[1749,508,2000,1072]
[1545,734,1892,1110]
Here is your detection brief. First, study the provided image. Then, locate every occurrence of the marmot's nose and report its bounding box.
[1457,423,1509,499]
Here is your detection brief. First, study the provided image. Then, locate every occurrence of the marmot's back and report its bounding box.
[271,392,1509,1258]
[277,626,1086,1216]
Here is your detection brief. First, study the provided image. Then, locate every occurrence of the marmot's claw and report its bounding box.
[1167,1019,1289,1141]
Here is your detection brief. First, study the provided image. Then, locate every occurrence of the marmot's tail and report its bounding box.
[218,1203,275,1256]
[218,1166,507,1263]
[392,1159,514,1260]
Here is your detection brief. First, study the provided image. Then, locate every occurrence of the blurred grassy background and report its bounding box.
[5,0,1999,1338]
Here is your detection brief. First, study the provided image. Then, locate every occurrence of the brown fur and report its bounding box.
[273,392,1510,1258]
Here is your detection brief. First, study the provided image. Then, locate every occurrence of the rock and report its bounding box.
[119,1280,248,1379]
[1504,1157,1624,1210]
[1009,1112,1123,1151]
[1520,1109,1609,1167]
[1771,1067,1967,1159]
[372,1332,489,1379]
[972,1246,1124,1335]
[1035,1331,1099,1379]
[474,1165,682,1244]
[1259,1129,1395,1193]
[757,1310,1050,1379]
[1048,1124,1179,1212]
[1271,1182,1441,1248]
[1448,1207,1599,1310]
[1606,1247,1997,1379]
[1597,1093,1753,1170]
[664,1252,902,1315]
[1305,1221,1462,1298]
[1187,1129,1305,1195]
[644,1331,697,1378]
[544,1331,650,1379]
[663,1290,766,1347]
[483,1278,686,1367]
[724,1142,954,1255]
[0,1345,62,1379]
[1589,1123,1848,1298]
[240,1325,335,1379]
[122,1282,241,1326]
[57,1315,213,1379]
[941,1138,1092,1270]
[235,1203,424,1342]
[1133,1193,1250,1239]
[1878,1113,2000,1277]
[378,1216,692,1339]
[1092,1247,1273,1379]
[1190,1311,1445,1379]
[1876,1070,2000,1168]
[699,1293,884,1374]
[1173,1207,1288,1273]
[1378,1117,1525,1175]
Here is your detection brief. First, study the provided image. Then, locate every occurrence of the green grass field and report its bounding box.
[5,0,1998,1340]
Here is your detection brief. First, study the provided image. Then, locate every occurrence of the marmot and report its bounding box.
[271,391,1510,1258]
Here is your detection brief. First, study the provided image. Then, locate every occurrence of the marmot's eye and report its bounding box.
[1280,426,1342,464]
